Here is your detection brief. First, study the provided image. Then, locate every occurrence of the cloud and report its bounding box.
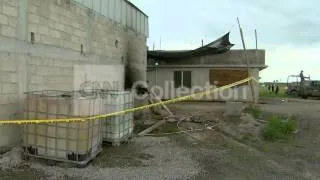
[236,0,320,45]
[131,0,320,82]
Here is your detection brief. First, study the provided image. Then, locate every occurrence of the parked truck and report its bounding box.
[285,75,301,96]
[285,75,311,96]
[298,80,320,99]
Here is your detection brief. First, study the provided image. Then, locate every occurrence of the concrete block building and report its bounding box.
[147,33,266,102]
[0,0,148,149]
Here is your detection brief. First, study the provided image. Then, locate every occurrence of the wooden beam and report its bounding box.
[138,119,167,136]
[237,17,256,104]
[150,90,174,116]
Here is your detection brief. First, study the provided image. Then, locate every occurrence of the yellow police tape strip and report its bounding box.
[0,77,258,125]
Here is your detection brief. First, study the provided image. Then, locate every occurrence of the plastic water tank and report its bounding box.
[102,91,134,144]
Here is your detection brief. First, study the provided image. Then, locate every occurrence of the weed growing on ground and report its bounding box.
[243,105,263,119]
[262,116,297,141]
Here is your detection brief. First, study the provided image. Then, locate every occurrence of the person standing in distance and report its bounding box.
[300,70,305,81]
[299,70,306,86]
[275,80,279,95]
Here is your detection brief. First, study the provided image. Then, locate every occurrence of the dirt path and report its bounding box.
[169,100,320,179]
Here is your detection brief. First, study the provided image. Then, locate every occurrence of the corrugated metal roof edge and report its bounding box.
[147,64,268,70]
[125,0,149,17]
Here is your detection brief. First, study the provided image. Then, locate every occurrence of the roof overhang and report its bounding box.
[147,64,268,71]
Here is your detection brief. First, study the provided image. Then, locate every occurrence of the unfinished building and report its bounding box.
[147,33,266,101]
[0,0,148,150]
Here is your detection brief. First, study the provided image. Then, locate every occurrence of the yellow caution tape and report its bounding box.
[0,77,258,125]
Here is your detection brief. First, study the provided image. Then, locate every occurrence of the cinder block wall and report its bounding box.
[0,0,19,38]
[25,0,147,82]
[0,0,147,105]
[0,0,147,147]
[160,50,265,66]
[147,68,260,102]
[0,52,19,119]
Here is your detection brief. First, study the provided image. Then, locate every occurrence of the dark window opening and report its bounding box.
[174,71,182,88]
[174,71,191,88]
[31,32,35,44]
[183,71,192,88]
[115,40,118,48]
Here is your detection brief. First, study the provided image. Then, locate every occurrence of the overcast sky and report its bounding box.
[131,0,320,82]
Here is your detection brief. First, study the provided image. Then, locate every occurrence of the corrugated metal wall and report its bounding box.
[147,69,156,87]
[73,0,149,37]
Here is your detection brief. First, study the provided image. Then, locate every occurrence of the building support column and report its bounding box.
[17,0,29,41]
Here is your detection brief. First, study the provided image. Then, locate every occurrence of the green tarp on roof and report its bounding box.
[147,32,234,60]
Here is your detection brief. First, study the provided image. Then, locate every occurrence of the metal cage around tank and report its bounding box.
[101,90,134,146]
[22,90,103,166]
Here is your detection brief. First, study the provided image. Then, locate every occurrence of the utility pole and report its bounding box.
[155,62,159,86]
[255,29,258,50]
[237,17,256,104]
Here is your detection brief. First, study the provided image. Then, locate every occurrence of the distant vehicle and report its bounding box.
[285,75,301,95]
[285,75,312,96]
[298,80,320,99]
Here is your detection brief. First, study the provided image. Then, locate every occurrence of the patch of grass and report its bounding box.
[260,85,288,98]
[262,116,297,141]
[243,105,263,119]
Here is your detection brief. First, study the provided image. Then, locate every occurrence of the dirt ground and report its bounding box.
[1,97,320,180]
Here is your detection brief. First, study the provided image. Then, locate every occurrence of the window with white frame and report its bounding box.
[174,71,192,88]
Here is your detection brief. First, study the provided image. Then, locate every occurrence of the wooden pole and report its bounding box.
[237,17,256,104]
[150,91,174,116]
[138,119,167,136]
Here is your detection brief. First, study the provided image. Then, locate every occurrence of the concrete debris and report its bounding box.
[238,113,261,139]
[0,146,23,170]
[206,126,213,130]
[223,101,245,117]
[218,113,262,140]
[190,116,203,123]
[240,113,260,125]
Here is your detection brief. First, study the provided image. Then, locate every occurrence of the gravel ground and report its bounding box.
[0,147,22,170]
[2,99,320,180]
[1,137,200,180]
